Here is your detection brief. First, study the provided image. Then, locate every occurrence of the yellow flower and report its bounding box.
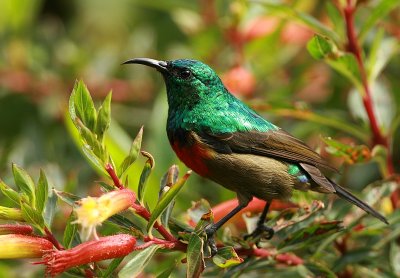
[74,189,136,239]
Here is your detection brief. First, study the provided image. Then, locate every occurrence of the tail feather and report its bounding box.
[331,180,388,225]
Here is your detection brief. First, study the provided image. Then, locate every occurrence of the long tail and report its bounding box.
[331,180,388,224]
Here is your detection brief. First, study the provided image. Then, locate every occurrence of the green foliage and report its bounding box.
[187,233,205,278]
[147,169,191,237]
[213,247,243,268]
[307,35,363,92]
[118,126,143,178]
[119,245,161,278]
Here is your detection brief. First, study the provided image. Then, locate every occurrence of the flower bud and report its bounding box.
[40,234,137,276]
[74,189,136,239]
[0,234,53,259]
[0,206,24,221]
[0,224,33,235]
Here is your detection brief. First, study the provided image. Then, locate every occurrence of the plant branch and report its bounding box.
[44,227,64,250]
[343,1,394,171]
[343,0,397,206]
[105,163,124,189]
[103,156,188,251]
[343,2,385,146]
[235,247,303,265]
[130,203,183,246]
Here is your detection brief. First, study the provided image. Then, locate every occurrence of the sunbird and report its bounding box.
[123,58,388,252]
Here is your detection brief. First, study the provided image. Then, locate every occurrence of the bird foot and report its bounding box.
[244,224,274,243]
[204,225,218,256]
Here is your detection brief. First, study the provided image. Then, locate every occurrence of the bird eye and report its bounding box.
[179,69,192,79]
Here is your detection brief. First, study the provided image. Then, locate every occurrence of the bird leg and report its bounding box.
[204,202,247,256]
[244,201,274,242]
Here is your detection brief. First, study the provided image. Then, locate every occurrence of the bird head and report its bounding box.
[123,58,227,108]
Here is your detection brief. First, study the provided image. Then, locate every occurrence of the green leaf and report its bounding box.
[257,2,340,43]
[327,53,362,92]
[325,2,344,40]
[107,214,142,231]
[70,80,97,131]
[307,35,362,91]
[390,240,400,276]
[213,246,243,268]
[322,137,372,164]
[63,213,79,248]
[156,263,177,278]
[44,190,58,227]
[348,80,395,131]
[0,180,21,206]
[187,233,205,278]
[187,199,212,228]
[147,171,191,237]
[95,91,112,141]
[271,108,368,142]
[77,120,107,162]
[81,145,109,177]
[159,165,179,194]
[137,151,155,204]
[53,189,81,207]
[304,262,337,278]
[118,244,161,278]
[160,165,179,228]
[102,257,124,278]
[20,202,45,232]
[12,164,35,206]
[194,206,213,233]
[278,221,343,253]
[307,35,334,60]
[359,0,400,43]
[35,170,48,214]
[367,30,399,83]
[118,127,144,177]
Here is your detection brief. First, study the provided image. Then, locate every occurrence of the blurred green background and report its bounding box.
[1,0,399,276]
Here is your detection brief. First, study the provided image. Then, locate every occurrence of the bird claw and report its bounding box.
[204,225,218,256]
[244,225,274,242]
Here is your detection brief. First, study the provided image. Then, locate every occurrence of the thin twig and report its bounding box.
[44,227,64,250]
[105,163,124,189]
[343,1,394,167]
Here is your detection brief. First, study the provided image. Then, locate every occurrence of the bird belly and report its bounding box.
[203,153,307,202]
[171,141,215,177]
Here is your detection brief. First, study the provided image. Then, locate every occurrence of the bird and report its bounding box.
[123,58,388,253]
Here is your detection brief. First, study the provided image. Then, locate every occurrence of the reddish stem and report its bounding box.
[84,269,95,278]
[344,2,387,148]
[343,1,397,206]
[105,163,124,189]
[44,227,64,250]
[235,247,303,265]
[131,203,186,250]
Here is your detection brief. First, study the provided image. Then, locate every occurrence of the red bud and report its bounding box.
[39,234,137,276]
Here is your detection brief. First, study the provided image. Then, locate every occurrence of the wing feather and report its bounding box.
[199,129,337,173]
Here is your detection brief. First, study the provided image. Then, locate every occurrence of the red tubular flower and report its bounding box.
[0,234,53,259]
[210,198,297,229]
[0,224,33,235]
[40,234,137,276]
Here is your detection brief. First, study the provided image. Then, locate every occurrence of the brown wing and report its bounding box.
[199,128,337,173]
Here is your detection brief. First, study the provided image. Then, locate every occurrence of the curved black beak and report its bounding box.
[122,58,168,73]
